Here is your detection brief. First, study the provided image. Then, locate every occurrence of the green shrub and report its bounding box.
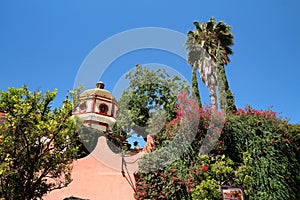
[222,106,300,199]
[191,153,253,200]
[135,97,300,199]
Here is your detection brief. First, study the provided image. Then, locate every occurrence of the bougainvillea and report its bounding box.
[134,93,300,199]
[135,88,300,199]
[221,106,300,199]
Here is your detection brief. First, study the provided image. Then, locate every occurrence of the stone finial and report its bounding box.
[96,81,105,89]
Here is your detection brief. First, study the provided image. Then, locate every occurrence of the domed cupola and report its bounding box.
[73,82,118,132]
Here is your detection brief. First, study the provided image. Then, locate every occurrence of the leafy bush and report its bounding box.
[135,100,300,199]
[192,153,253,199]
[135,94,249,199]
[221,106,300,199]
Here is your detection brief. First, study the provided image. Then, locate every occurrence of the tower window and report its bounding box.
[99,104,108,114]
[79,103,87,112]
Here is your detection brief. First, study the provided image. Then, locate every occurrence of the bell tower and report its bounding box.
[73,82,118,132]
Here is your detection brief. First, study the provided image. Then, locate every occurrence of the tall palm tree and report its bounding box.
[186,17,237,112]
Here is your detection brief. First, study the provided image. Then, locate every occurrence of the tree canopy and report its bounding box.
[116,64,190,139]
[0,86,79,200]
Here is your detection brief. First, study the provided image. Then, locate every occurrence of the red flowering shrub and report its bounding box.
[135,93,300,199]
[198,165,209,171]
[134,166,199,200]
[221,106,300,199]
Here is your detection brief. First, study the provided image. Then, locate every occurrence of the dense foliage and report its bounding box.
[134,93,300,199]
[221,106,300,199]
[0,86,79,200]
[76,117,128,155]
[116,64,189,139]
[132,18,299,200]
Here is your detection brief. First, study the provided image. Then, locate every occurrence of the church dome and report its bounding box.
[73,82,118,132]
[80,82,114,100]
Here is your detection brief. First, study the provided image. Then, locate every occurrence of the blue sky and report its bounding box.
[0,0,299,124]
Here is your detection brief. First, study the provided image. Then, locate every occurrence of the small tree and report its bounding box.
[0,86,79,200]
[116,64,189,139]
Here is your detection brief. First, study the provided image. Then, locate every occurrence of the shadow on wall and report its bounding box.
[63,196,89,200]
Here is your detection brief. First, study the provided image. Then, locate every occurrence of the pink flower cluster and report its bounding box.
[198,165,209,171]
[236,106,277,119]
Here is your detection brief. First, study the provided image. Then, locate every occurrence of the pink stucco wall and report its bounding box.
[44,137,142,200]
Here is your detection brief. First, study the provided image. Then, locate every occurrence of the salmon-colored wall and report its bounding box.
[44,137,141,200]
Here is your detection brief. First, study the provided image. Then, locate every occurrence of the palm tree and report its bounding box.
[186,17,236,112]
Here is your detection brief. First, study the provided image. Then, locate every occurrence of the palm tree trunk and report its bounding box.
[208,84,218,110]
